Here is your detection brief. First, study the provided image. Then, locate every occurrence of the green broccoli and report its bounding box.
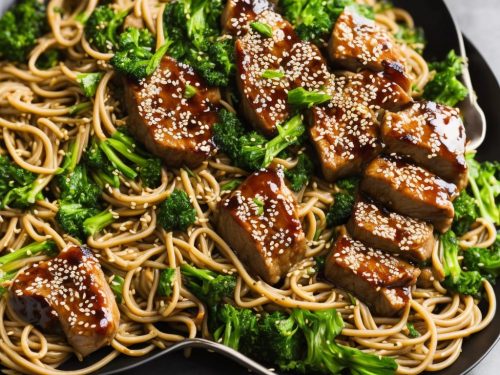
[110,275,125,303]
[463,236,500,283]
[280,0,374,44]
[111,27,169,80]
[288,87,332,108]
[423,50,468,107]
[163,0,234,86]
[77,72,104,97]
[466,155,500,226]
[56,201,100,239]
[85,139,121,188]
[83,209,116,237]
[220,179,242,192]
[157,268,176,297]
[0,240,57,295]
[84,5,128,52]
[213,304,260,351]
[394,24,426,54]
[453,190,479,236]
[325,177,359,227]
[0,0,47,62]
[36,49,61,69]
[406,323,421,338]
[285,153,314,192]
[441,230,483,296]
[0,154,44,210]
[158,189,197,231]
[180,263,236,306]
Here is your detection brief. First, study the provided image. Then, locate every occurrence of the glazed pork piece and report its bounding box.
[309,98,382,181]
[124,56,219,168]
[325,234,420,316]
[8,245,120,357]
[329,7,411,92]
[361,155,458,232]
[234,10,298,136]
[381,101,468,190]
[347,196,435,263]
[222,0,275,36]
[217,169,306,284]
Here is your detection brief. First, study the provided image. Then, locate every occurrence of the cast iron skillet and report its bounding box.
[1,0,498,374]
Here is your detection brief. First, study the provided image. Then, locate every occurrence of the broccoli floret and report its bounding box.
[285,153,314,192]
[85,139,120,188]
[335,176,360,194]
[56,201,100,239]
[239,115,306,170]
[180,263,236,306]
[0,240,57,269]
[111,27,169,80]
[0,0,47,62]
[280,0,374,44]
[76,72,104,97]
[84,5,127,52]
[83,209,115,237]
[394,24,426,54]
[214,307,397,374]
[213,109,246,163]
[163,0,233,87]
[158,189,197,231]
[57,164,101,207]
[157,268,176,297]
[0,154,43,210]
[110,275,125,303]
[441,231,483,296]
[463,236,500,283]
[36,49,61,69]
[466,155,500,226]
[327,194,355,227]
[453,190,479,236]
[288,87,332,108]
[423,50,468,107]
[213,304,260,351]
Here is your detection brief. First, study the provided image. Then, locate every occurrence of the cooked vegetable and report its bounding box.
[77,72,104,97]
[250,22,273,38]
[326,177,359,227]
[110,275,125,303]
[394,24,425,54]
[163,0,234,86]
[463,236,500,283]
[36,49,61,69]
[262,69,286,79]
[466,154,500,225]
[423,50,468,107]
[0,0,47,62]
[158,268,176,297]
[441,230,483,296]
[0,155,44,210]
[111,27,169,80]
[157,189,197,231]
[215,306,397,375]
[220,179,242,192]
[406,323,421,338]
[285,153,314,192]
[280,0,374,44]
[84,5,127,52]
[453,190,479,236]
[180,263,236,306]
[288,87,332,108]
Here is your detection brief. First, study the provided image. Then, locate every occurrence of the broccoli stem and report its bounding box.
[180,263,215,282]
[59,140,79,174]
[91,170,120,189]
[0,272,16,296]
[83,209,116,237]
[110,275,125,303]
[106,138,149,167]
[99,141,138,179]
[68,101,92,115]
[0,240,57,273]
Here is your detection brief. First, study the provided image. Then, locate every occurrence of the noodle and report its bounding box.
[0,1,496,374]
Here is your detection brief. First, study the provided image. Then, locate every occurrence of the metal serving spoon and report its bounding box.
[99,338,274,375]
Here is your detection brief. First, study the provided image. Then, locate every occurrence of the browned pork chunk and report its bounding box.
[222,0,275,36]
[124,56,219,168]
[339,70,412,111]
[347,196,435,263]
[329,7,411,92]
[361,155,457,232]
[8,245,120,357]
[325,234,420,316]
[235,11,298,135]
[217,169,306,284]
[381,101,468,190]
[309,99,382,181]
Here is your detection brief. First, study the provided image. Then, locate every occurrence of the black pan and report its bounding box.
[2,0,499,374]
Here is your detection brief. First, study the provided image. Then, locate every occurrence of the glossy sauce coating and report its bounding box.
[9,245,120,357]
[218,169,306,284]
[382,101,467,189]
[125,56,219,168]
[222,0,274,36]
